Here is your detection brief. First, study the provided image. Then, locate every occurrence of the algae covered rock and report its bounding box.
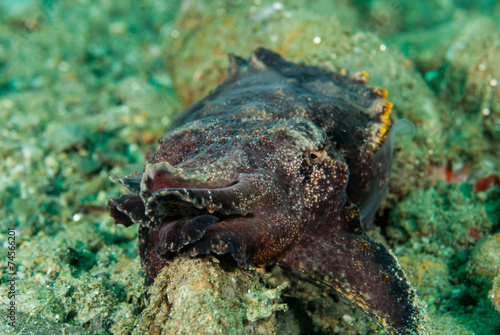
[407,15,500,166]
[467,232,500,284]
[133,256,292,335]
[491,273,500,314]
[387,14,500,167]
[7,218,146,334]
[387,180,499,251]
[467,232,500,323]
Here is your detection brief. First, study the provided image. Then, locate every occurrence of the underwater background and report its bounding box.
[0,0,499,334]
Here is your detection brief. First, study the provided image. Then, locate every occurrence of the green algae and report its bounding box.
[387,181,500,334]
[388,180,499,250]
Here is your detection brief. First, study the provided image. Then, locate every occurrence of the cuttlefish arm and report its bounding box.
[279,201,430,335]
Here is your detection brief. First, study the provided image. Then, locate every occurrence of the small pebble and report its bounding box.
[342,314,354,323]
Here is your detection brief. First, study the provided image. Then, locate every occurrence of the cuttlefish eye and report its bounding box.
[306,148,326,165]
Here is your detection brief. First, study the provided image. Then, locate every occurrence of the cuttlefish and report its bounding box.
[108,48,429,334]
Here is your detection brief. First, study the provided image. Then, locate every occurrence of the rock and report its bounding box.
[133,256,293,335]
[468,232,500,283]
[45,123,89,152]
[387,180,497,251]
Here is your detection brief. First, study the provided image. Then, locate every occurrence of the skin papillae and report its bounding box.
[107,48,429,334]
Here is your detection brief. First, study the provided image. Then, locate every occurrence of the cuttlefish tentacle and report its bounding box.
[181,213,299,267]
[279,201,430,334]
[144,173,267,224]
[107,194,147,227]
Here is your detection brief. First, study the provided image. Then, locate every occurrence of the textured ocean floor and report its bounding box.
[0,0,499,334]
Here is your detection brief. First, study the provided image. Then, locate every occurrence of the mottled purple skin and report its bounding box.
[108,49,428,334]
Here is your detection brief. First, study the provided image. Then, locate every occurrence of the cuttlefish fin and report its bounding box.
[279,201,430,335]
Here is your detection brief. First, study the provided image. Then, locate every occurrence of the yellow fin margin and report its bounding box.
[377,100,393,145]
